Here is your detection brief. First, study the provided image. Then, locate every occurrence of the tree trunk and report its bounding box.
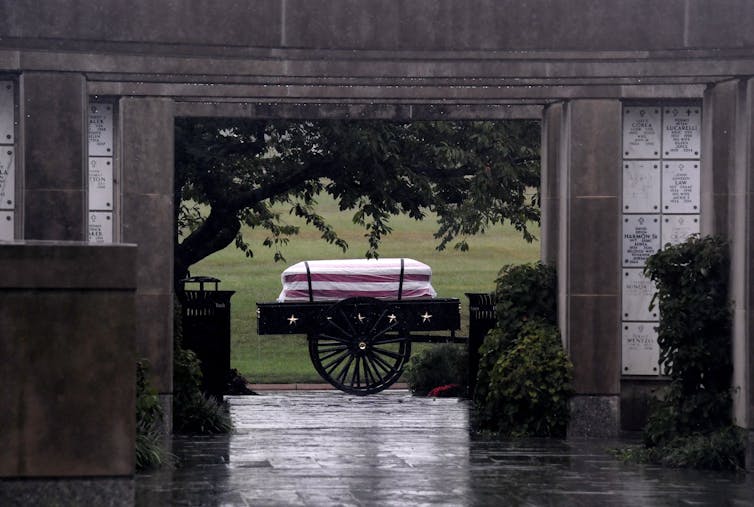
[174,207,241,288]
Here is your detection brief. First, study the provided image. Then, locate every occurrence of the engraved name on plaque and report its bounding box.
[0,147,13,208]
[89,212,113,244]
[663,107,701,159]
[0,81,14,144]
[88,103,113,157]
[622,215,660,267]
[88,157,113,210]
[622,269,658,322]
[622,107,661,159]
[0,210,12,241]
[622,322,660,375]
[662,215,700,247]
[662,161,700,213]
[623,161,660,213]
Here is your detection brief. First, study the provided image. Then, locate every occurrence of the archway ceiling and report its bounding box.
[0,0,751,118]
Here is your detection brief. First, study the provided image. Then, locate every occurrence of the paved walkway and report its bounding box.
[136,391,754,506]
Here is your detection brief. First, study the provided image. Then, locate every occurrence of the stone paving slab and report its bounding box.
[136,391,754,506]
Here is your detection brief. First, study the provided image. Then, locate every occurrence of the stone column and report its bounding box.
[540,103,562,266]
[555,100,622,437]
[20,72,87,240]
[119,97,175,429]
[703,78,754,469]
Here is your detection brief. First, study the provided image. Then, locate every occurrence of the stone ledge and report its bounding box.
[0,477,133,507]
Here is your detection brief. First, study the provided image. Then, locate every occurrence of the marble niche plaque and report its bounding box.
[88,103,113,157]
[622,107,661,159]
[622,322,660,376]
[622,269,658,322]
[622,215,660,267]
[662,215,699,246]
[663,107,701,159]
[0,146,13,208]
[0,81,13,144]
[88,157,113,210]
[623,161,660,213]
[0,210,12,241]
[89,212,113,244]
[662,161,699,213]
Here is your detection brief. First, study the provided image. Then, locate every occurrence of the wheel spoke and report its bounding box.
[367,350,394,375]
[318,333,352,345]
[318,347,348,362]
[362,355,378,386]
[371,323,399,342]
[336,355,355,385]
[371,335,407,345]
[324,320,352,340]
[367,308,389,336]
[372,346,404,361]
[337,309,358,336]
[350,356,361,388]
[324,350,350,375]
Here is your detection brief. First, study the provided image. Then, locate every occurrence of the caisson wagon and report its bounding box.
[256,258,465,395]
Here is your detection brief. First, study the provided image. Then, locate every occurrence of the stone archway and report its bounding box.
[1,1,753,502]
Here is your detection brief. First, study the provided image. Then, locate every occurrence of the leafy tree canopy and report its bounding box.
[175,118,540,282]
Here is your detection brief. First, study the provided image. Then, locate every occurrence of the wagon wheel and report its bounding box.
[308,297,411,395]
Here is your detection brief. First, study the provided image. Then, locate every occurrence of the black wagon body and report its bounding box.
[257,297,462,395]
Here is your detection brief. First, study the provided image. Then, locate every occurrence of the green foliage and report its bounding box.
[614,427,746,471]
[615,235,743,470]
[474,326,515,407]
[475,262,558,404]
[643,235,732,447]
[173,300,233,435]
[493,262,557,338]
[405,343,468,396]
[175,119,541,278]
[135,360,165,471]
[476,322,573,437]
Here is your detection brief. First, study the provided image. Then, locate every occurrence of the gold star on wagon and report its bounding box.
[287,314,299,326]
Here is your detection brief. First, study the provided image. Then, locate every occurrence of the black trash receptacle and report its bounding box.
[465,292,497,398]
[178,276,235,399]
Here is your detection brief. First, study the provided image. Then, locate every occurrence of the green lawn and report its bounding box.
[191,196,539,383]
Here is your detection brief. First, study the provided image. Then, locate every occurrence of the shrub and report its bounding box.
[136,360,165,471]
[493,262,557,338]
[615,427,746,471]
[474,262,558,405]
[614,235,743,471]
[643,235,732,447]
[405,343,468,396]
[476,321,573,436]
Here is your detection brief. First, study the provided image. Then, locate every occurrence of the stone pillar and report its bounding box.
[555,100,622,438]
[119,97,175,429]
[20,72,87,240]
[540,103,562,266]
[0,243,137,505]
[703,78,754,469]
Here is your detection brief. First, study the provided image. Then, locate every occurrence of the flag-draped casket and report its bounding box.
[277,258,437,302]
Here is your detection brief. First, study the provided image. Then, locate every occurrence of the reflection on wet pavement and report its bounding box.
[135,391,754,506]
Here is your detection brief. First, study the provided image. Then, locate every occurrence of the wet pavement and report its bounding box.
[136,391,754,506]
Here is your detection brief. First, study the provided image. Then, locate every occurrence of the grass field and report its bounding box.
[191,195,540,383]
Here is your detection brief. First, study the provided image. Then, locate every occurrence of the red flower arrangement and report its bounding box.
[427,383,462,398]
